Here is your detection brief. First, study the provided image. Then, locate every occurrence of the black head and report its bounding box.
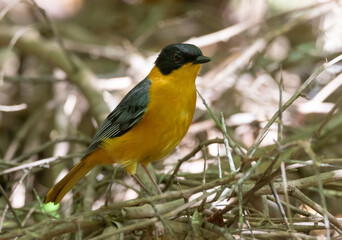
[155,43,210,75]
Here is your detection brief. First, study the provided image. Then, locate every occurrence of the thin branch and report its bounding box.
[163,138,224,191]
[0,185,22,229]
[246,54,342,157]
[269,182,290,229]
[197,90,245,156]
[313,94,342,138]
[221,113,236,172]
[30,0,77,71]
[11,137,89,163]
[298,140,331,237]
[0,154,82,176]
[0,26,110,123]
[0,103,27,112]
[291,187,342,234]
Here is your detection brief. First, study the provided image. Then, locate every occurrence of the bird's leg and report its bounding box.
[130,174,153,196]
[141,164,162,195]
[131,169,174,236]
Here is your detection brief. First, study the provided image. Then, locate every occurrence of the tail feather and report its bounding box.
[44,151,100,204]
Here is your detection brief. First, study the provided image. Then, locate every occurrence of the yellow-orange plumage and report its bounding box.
[44,43,210,204]
[103,63,200,174]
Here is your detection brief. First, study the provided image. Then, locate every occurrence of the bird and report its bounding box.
[44,43,211,204]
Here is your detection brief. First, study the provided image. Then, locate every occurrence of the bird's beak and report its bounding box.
[193,55,211,64]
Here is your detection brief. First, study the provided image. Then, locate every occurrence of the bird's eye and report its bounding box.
[174,53,182,62]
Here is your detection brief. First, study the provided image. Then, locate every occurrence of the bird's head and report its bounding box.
[155,43,210,75]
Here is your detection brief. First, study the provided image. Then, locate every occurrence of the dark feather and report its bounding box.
[85,78,151,154]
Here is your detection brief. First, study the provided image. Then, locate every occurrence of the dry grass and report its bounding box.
[1,0,342,239]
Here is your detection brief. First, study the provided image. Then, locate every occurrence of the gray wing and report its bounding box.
[85,78,151,154]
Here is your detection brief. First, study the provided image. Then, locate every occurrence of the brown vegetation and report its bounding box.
[1,0,342,239]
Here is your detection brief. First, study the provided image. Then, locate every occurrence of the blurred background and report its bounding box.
[1,0,342,238]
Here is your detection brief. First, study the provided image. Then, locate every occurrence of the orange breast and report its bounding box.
[102,63,200,174]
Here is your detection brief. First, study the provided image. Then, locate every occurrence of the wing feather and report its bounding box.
[85,78,151,154]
